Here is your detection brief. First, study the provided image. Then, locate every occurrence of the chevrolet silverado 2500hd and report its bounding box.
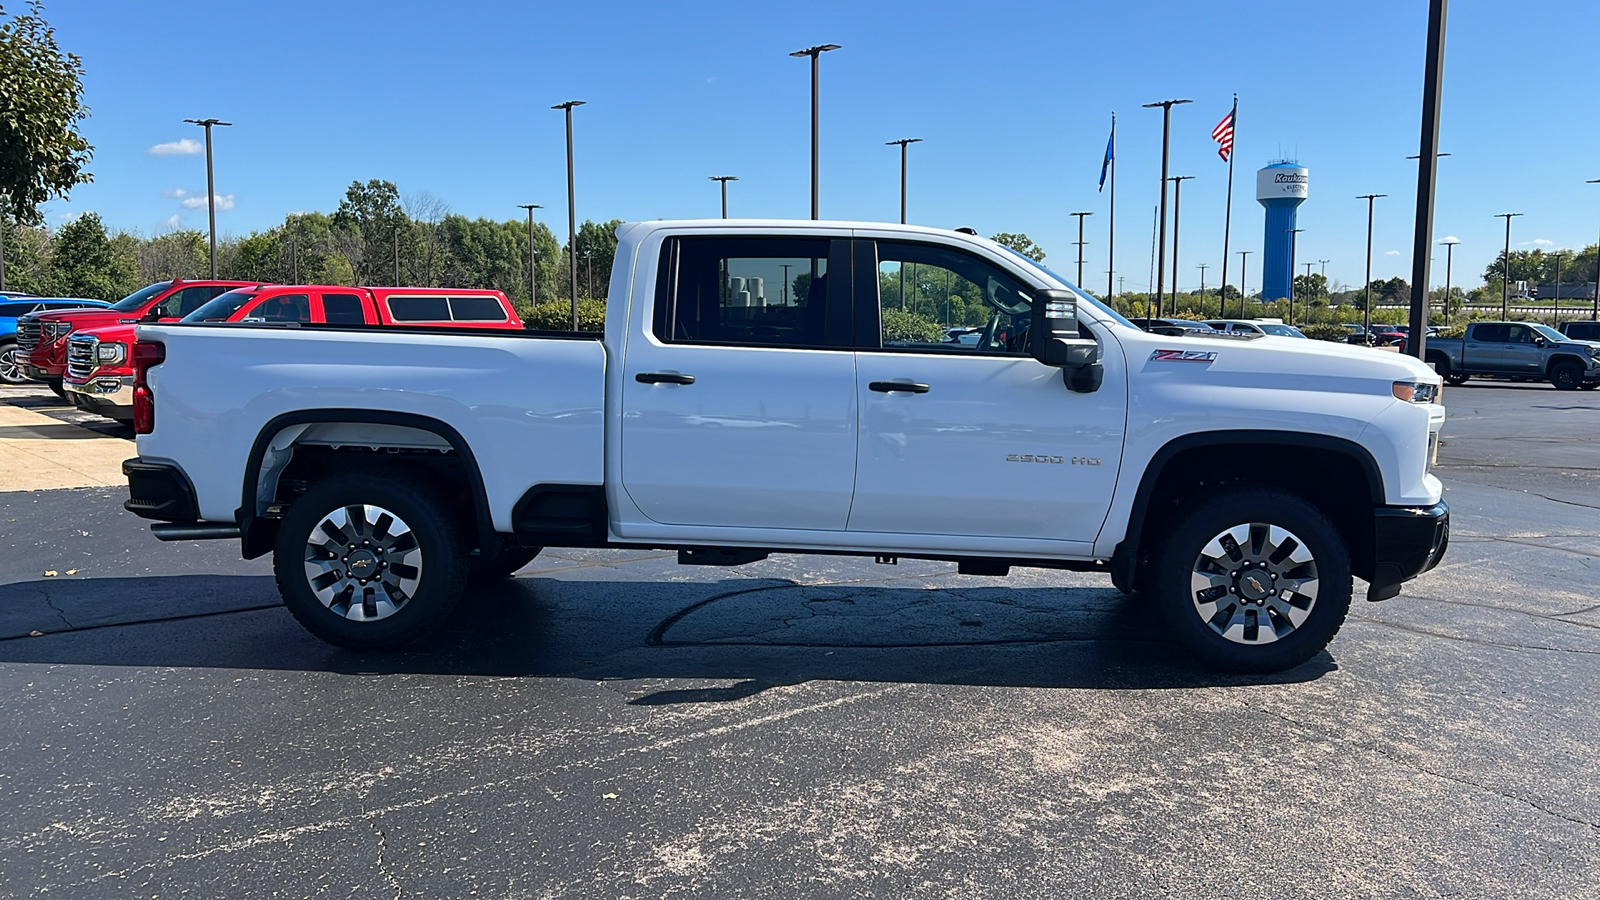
[122,220,1449,672]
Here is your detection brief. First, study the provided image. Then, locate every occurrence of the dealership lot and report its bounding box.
[0,382,1596,898]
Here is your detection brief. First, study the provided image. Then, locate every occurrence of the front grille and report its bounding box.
[67,334,98,380]
[17,319,41,352]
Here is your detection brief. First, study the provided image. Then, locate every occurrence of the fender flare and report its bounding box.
[237,409,494,558]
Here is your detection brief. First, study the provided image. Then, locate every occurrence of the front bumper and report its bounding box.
[1367,501,1449,601]
[63,374,134,421]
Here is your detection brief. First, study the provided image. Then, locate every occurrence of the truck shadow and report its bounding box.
[0,573,1335,693]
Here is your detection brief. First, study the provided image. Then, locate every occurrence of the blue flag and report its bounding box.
[1098,125,1114,192]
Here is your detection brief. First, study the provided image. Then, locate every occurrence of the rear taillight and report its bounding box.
[131,341,165,435]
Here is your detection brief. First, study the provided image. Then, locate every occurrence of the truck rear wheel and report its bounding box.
[1550,360,1583,391]
[1151,488,1352,673]
[273,473,469,650]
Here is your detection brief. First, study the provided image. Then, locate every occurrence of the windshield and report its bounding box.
[109,282,173,313]
[184,290,258,322]
[1531,324,1568,343]
[998,247,1140,329]
[1259,323,1306,338]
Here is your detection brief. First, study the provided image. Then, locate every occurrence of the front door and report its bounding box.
[619,234,859,531]
[847,238,1126,543]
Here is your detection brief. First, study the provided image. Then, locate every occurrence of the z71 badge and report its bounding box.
[1151,349,1218,362]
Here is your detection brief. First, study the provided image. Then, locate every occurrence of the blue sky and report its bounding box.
[37,0,1600,293]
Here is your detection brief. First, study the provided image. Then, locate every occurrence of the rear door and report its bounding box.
[317,291,371,325]
[619,233,858,531]
[1465,324,1511,372]
[847,237,1125,543]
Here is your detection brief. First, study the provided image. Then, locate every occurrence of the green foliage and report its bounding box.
[989,232,1045,261]
[48,213,137,300]
[880,307,946,343]
[1299,323,1349,342]
[0,2,93,225]
[525,297,606,331]
[332,179,407,285]
[571,218,622,298]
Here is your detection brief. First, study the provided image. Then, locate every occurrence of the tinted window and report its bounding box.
[257,293,311,323]
[873,241,1034,355]
[1564,321,1600,340]
[109,282,173,313]
[42,300,94,310]
[387,295,451,321]
[656,236,845,348]
[171,286,229,317]
[322,293,367,324]
[449,296,506,321]
[184,290,258,322]
[0,302,37,316]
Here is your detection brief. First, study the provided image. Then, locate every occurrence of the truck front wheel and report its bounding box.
[1151,488,1352,673]
[273,473,469,649]
[1550,360,1583,391]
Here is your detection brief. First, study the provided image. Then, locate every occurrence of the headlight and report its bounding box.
[96,342,127,364]
[1392,380,1440,403]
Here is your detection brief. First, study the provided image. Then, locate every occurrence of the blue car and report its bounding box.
[2,296,111,385]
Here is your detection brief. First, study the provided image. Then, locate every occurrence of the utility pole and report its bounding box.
[1588,180,1600,320]
[517,204,543,304]
[1118,275,1126,296]
[885,138,921,224]
[709,176,737,218]
[1236,250,1251,319]
[1106,112,1116,301]
[1440,238,1458,326]
[780,263,792,306]
[1142,99,1191,317]
[1168,175,1194,311]
[1197,263,1208,300]
[1552,250,1566,321]
[791,44,841,219]
[1407,0,1449,360]
[393,226,401,285]
[1070,211,1093,286]
[1359,194,1387,337]
[552,100,586,330]
[1496,212,1522,319]
[182,118,232,278]
[583,250,594,299]
[1286,228,1306,324]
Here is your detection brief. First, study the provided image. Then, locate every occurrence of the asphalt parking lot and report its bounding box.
[1,381,1597,899]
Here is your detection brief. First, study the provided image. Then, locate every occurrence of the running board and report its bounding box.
[151,522,241,541]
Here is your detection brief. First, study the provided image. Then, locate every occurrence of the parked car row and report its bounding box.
[1,295,113,385]
[10,279,524,421]
[1127,317,1309,339]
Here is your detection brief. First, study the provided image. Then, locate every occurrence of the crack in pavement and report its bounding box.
[1349,613,1600,655]
[368,814,402,900]
[0,602,284,643]
[1259,706,1600,834]
[1394,590,1600,629]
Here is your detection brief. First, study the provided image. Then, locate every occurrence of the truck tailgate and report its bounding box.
[134,324,606,530]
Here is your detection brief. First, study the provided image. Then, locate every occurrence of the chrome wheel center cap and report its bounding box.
[346,550,379,578]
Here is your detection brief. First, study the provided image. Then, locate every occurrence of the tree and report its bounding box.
[331,179,406,285]
[0,2,93,225]
[570,218,622,298]
[49,213,138,300]
[989,232,1045,261]
[138,229,207,282]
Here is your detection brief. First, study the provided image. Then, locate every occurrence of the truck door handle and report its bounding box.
[869,381,930,394]
[636,372,695,385]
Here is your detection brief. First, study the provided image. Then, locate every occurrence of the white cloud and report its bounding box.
[1533,238,1554,246]
[1442,235,1459,243]
[162,188,191,199]
[54,210,91,222]
[179,193,235,211]
[1384,250,1401,256]
[159,214,183,230]
[147,138,204,156]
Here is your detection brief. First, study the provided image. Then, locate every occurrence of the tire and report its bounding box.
[1444,370,1469,386]
[1150,487,1353,673]
[469,542,541,582]
[1550,360,1583,391]
[48,381,67,400]
[1426,355,1452,383]
[1581,382,1599,391]
[273,472,469,650]
[0,341,23,386]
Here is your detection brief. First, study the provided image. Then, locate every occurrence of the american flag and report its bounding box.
[1211,107,1235,161]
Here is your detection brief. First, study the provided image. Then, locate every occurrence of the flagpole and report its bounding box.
[1107,113,1116,300]
[1218,94,1237,318]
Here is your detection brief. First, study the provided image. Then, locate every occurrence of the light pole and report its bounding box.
[1236,250,1251,319]
[393,226,401,285]
[780,263,792,307]
[1142,99,1191,317]
[1286,228,1305,324]
[885,138,922,224]
[1168,175,1194,312]
[517,204,543,304]
[791,44,841,220]
[1358,194,1386,336]
[1302,262,1313,309]
[552,100,586,330]
[1552,250,1566,321]
[1406,0,1449,360]
[583,250,594,299]
[1496,212,1523,319]
[709,176,737,218]
[1588,180,1600,320]
[1439,238,1458,325]
[1070,211,1093,286]
[182,118,232,278]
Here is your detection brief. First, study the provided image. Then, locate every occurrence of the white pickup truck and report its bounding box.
[123,220,1449,672]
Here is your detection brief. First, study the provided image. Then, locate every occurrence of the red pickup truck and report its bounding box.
[63,285,523,421]
[16,280,258,396]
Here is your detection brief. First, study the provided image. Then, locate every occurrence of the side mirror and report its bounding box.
[1030,288,1102,393]
[1534,336,1546,347]
[140,309,164,323]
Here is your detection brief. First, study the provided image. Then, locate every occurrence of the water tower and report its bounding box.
[1257,161,1309,301]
